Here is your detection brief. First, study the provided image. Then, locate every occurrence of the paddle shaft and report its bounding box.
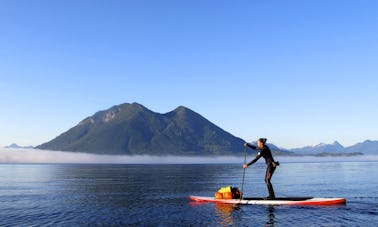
[240,146,247,200]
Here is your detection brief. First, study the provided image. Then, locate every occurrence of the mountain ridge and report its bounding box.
[5,143,34,149]
[291,141,345,154]
[288,140,377,155]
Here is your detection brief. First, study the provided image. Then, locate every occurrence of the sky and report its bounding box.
[0,0,377,149]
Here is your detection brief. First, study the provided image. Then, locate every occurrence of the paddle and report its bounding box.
[240,145,247,200]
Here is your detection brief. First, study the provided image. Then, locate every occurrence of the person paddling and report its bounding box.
[243,138,279,200]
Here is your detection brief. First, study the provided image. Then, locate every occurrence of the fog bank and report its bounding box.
[1,148,377,164]
[0,148,244,164]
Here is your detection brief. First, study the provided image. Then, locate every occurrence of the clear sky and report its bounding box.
[0,0,377,149]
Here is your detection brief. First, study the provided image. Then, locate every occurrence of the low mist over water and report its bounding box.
[0,148,242,164]
[1,148,377,164]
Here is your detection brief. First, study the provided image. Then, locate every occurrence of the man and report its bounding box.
[243,138,279,199]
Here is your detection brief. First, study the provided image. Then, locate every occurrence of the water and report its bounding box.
[0,161,377,226]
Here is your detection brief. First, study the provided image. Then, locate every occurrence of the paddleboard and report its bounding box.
[189,195,346,206]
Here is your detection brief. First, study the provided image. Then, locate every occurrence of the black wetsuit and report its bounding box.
[246,143,277,199]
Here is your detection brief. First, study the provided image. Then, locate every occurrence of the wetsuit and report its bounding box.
[246,143,277,199]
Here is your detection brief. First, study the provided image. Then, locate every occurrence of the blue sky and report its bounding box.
[0,0,377,149]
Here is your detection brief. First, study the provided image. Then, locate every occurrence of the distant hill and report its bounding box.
[289,140,378,156]
[5,143,34,149]
[291,141,345,155]
[37,103,248,155]
[343,140,378,155]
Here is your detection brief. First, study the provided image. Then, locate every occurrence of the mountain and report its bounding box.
[288,140,378,156]
[291,141,345,155]
[37,102,247,155]
[343,140,378,155]
[5,143,34,149]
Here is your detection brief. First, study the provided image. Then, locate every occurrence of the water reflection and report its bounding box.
[214,202,276,227]
[265,206,275,227]
[215,203,240,226]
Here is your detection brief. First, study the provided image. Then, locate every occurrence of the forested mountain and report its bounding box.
[37,103,246,155]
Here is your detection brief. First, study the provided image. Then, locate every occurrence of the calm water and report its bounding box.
[0,161,377,226]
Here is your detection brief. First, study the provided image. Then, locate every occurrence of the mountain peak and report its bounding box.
[129,102,148,110]
[292,141,345,154]
[313,141,343,148]
[172,105,193,114]
[332,141,343,147]
[7,143,19,148]
[166,105,199,120]
[78,102,152,126]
